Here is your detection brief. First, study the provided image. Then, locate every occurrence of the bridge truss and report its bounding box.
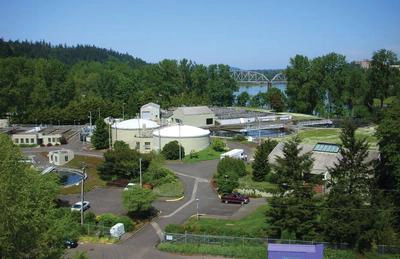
[230,70,287,85]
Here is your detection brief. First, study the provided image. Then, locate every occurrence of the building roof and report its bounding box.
[268,142,379,175]
[112,119,159,130]
[153,125,210,138]
[175,106,214,116]
[141,102,160,109]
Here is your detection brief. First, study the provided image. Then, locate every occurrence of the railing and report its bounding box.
[162,232,348,250]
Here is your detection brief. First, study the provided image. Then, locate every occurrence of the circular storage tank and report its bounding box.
[111,119,159,150]
[152,125,210,153]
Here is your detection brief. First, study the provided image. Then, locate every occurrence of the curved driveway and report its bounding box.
[67,159,242,259]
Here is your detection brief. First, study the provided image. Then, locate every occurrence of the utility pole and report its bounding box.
[80,164,87,226]
[122,103,125,120]
[108,118,112,150]
[139,158,142,187]
[196,198,199,220]
[89,111,92,129]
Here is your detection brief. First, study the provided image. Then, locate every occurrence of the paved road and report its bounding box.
[66,160,244,259]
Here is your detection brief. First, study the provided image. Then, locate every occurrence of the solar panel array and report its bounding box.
[313,143,340,153]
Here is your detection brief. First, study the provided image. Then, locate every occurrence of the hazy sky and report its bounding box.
[0,0,399,69]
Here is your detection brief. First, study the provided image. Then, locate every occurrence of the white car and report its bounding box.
[124,183,137,191]
[71,201,90,212]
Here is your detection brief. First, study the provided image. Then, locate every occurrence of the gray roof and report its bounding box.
[141,102,160,109]
[176,106,214,116]
[268,142,379,174]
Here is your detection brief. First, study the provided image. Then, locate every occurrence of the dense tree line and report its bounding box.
[0,39,146,67]
[285,50,400,118]
[0,40,237,124]
[266,108,400,252]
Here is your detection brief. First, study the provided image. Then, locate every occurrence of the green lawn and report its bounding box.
[182,146,224,163]
[60,155,106,195]
[153,180,184,198]
[158,243,266,259]
[158,243,400,259]
[294,127,378,149]
[165,205,269,237]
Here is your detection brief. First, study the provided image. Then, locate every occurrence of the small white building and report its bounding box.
[140,103,160,122]
[48,149,74,166]
[153,124,211,153]
[0,119,9,128]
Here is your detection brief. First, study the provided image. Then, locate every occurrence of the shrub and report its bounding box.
[143,162,177,187]
[217,157,246,177]
[164,224,185,233]
[97,213,134,232]
[122,186,156,214]
[233,134,246,141]
[47,143,53,147]
[216,170,239,194]
[162,141,185,160]
[211,138,226,152]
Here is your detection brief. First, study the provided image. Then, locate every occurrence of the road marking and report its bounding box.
[160,179,199,218]
[173,171,208,182]
[150,222,163,240]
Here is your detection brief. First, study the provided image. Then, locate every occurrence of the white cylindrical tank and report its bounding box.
[152,125,210,153]
[111,119,159,152]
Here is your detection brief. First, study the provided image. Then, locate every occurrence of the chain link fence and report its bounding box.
[82,224,111,237]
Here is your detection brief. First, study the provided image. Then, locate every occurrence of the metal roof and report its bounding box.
[175,106,214,115]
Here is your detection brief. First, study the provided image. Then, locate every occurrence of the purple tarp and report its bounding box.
[268,243,324,259]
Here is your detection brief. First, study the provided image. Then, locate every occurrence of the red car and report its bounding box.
[221,192,250,204]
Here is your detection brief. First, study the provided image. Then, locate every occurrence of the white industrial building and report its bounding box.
[140,103,160,122]
[111,118,159,153]
[153,125,211,153]
[169,106,216,128]
[48,149,74,166]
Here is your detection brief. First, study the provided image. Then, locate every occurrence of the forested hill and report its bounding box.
[0,39,146,67]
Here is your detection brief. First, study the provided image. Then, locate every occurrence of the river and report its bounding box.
[235,82,287,96]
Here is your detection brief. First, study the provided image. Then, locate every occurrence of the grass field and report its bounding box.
[158,243,400,259]
[60,155,106,195]
[294,127,378,149]
[153,180,184,197]
[166,205,269,237]
[182,146,224,163]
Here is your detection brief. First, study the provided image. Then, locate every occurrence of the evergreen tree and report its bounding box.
[321,121,372,248]
[252,139,277,182]
[266,137,320,240]
[91,118,109,150]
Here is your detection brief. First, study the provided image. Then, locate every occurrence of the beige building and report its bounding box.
[169,106,216,128]
[112,118,159,153]
[12,127,64,146]
[153,124,211,153]
[12,133,38,145]
[0,119,9,128]
[140,103,160,122]
[49,149,74,166]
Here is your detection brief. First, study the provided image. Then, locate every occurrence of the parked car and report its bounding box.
[124,182,137,191]
[71,201,90,212]
[221,192,250,204]
[64,239,78,249]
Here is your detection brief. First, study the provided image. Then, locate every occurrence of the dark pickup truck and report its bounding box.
[221,192,250,204]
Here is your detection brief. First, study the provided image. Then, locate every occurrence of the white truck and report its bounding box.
[220,149,247,161]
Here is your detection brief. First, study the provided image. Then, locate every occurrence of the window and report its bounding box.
[65,155,69,162]
[21,138,24,144]
[15,139,19,144]
[206,118,213,125]
[25,138,29,143]
[135,142,140,150]
[145,142,151,150]
[54,156,58,162]
[52,138,55,142]
[31,138,34,143]
[48,138,51,143]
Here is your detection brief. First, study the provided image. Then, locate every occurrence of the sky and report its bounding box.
[0,0,399,69]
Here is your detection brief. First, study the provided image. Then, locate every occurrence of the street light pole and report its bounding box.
[139,158,142,187]
[178,123,182,161]
[196,198,199,220]
[122,103,125,120]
